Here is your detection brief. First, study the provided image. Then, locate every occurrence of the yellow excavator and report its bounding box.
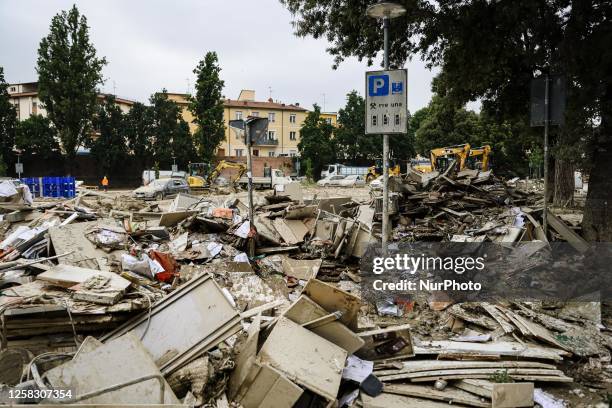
[430,143,471,172]
[467,145,492,171]
[366,158,401,182]
[187,160,247,189]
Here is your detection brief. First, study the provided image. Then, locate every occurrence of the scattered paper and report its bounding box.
[342,355,374,383]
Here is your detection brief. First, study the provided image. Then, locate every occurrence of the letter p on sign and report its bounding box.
[369,75,389,96]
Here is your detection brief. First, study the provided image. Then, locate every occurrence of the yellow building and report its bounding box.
[8,82,136,121]
[320,111,338,127]
[170,90,341,158]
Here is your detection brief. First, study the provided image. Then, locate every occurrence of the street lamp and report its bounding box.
[366,1,406,254]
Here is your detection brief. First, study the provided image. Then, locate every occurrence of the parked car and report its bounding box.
[133,177,190,200]
[337,175,366,187]
[316,175,346,187]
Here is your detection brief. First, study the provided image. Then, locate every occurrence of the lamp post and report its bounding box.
[366,2,406,254]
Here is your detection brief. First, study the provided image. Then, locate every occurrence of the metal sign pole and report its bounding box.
[245,123,255,226]
[245,122,256,257]
[382,16,390,256]
[543,73,549,236]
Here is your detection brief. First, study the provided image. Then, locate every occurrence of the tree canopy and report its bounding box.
[298,104,335,179]
[0,66,17,176]
[15,115,60,159]
[281,0,612,240]
[37,5,106,158]
[90,95,128,177]
[189,51,226,163]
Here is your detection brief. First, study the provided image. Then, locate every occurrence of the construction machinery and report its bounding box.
[430,144,471,172]
[467,145,492,171]
[187,161,247,189]
[366,158,401,182]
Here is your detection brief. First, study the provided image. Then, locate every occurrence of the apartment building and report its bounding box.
[170,90,340,158]
[7,82,135,121]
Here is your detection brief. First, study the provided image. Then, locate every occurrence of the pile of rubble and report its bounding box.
[0,168,610,407]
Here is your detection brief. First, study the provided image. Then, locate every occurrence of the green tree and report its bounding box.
[335,90,414,165]
[335,91,379,162]
[298,104,335,180]
[0,66,17,175]
[281,0,611,239]
[189,52,225,163]
[15,115,60,158]
[171,120,197,168]
[37,5,106,159]
[90,95,127,177]
[149,90,196,168]
[125,102,153,166]
[414,95,484,155]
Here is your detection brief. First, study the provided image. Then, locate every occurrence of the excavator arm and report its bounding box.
[430,144,471,171]
[468,145,492,171]
[207,160,247,185]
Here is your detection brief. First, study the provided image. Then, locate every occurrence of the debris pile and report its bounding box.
[0,170,609,406]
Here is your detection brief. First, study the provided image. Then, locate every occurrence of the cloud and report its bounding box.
[0,0,436,112]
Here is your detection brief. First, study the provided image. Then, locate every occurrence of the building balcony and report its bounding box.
[255,138,279,146]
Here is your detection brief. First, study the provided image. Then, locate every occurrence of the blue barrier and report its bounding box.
[21,177,76,198]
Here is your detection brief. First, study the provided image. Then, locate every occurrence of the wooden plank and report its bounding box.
[547,212,588,252]
[481,303,515,334]
[361,392,466,408]
[379,368,566,381]
[447,304,501,330]
[414,340,569,361]
[373,360,557,376]
[492,383,534,408]
[499,307,569,351]
[384,384,490,407]
[455,379,494,398]
[412,374,572,383]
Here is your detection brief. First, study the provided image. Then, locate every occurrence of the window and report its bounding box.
[235,149,244,157]
[371,115,377,126]
[289,114,296,123]
[235,111,243,120]
[289,150,297,157]
[394,114,400,125]
[268,112,275,122]
[268,151,275,157]
[383,114,389,125]
[253,149,259,157]
[32,101,37,115]
[9,86,15,92]
[251,111,259,117]
[289,131,297,141]
[267,130,276,141]
[325,118,332,125]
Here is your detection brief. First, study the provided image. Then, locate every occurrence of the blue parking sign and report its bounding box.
[368,74,389,96]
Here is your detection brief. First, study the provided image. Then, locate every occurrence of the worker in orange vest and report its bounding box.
[101,175,109,192]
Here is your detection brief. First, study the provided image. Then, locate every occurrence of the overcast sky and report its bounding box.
[0,0,439,113]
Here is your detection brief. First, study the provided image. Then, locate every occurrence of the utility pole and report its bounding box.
[543,73,550,235]
[245,121,256,257]
[382,16,390,255]
[366,2,406,255]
